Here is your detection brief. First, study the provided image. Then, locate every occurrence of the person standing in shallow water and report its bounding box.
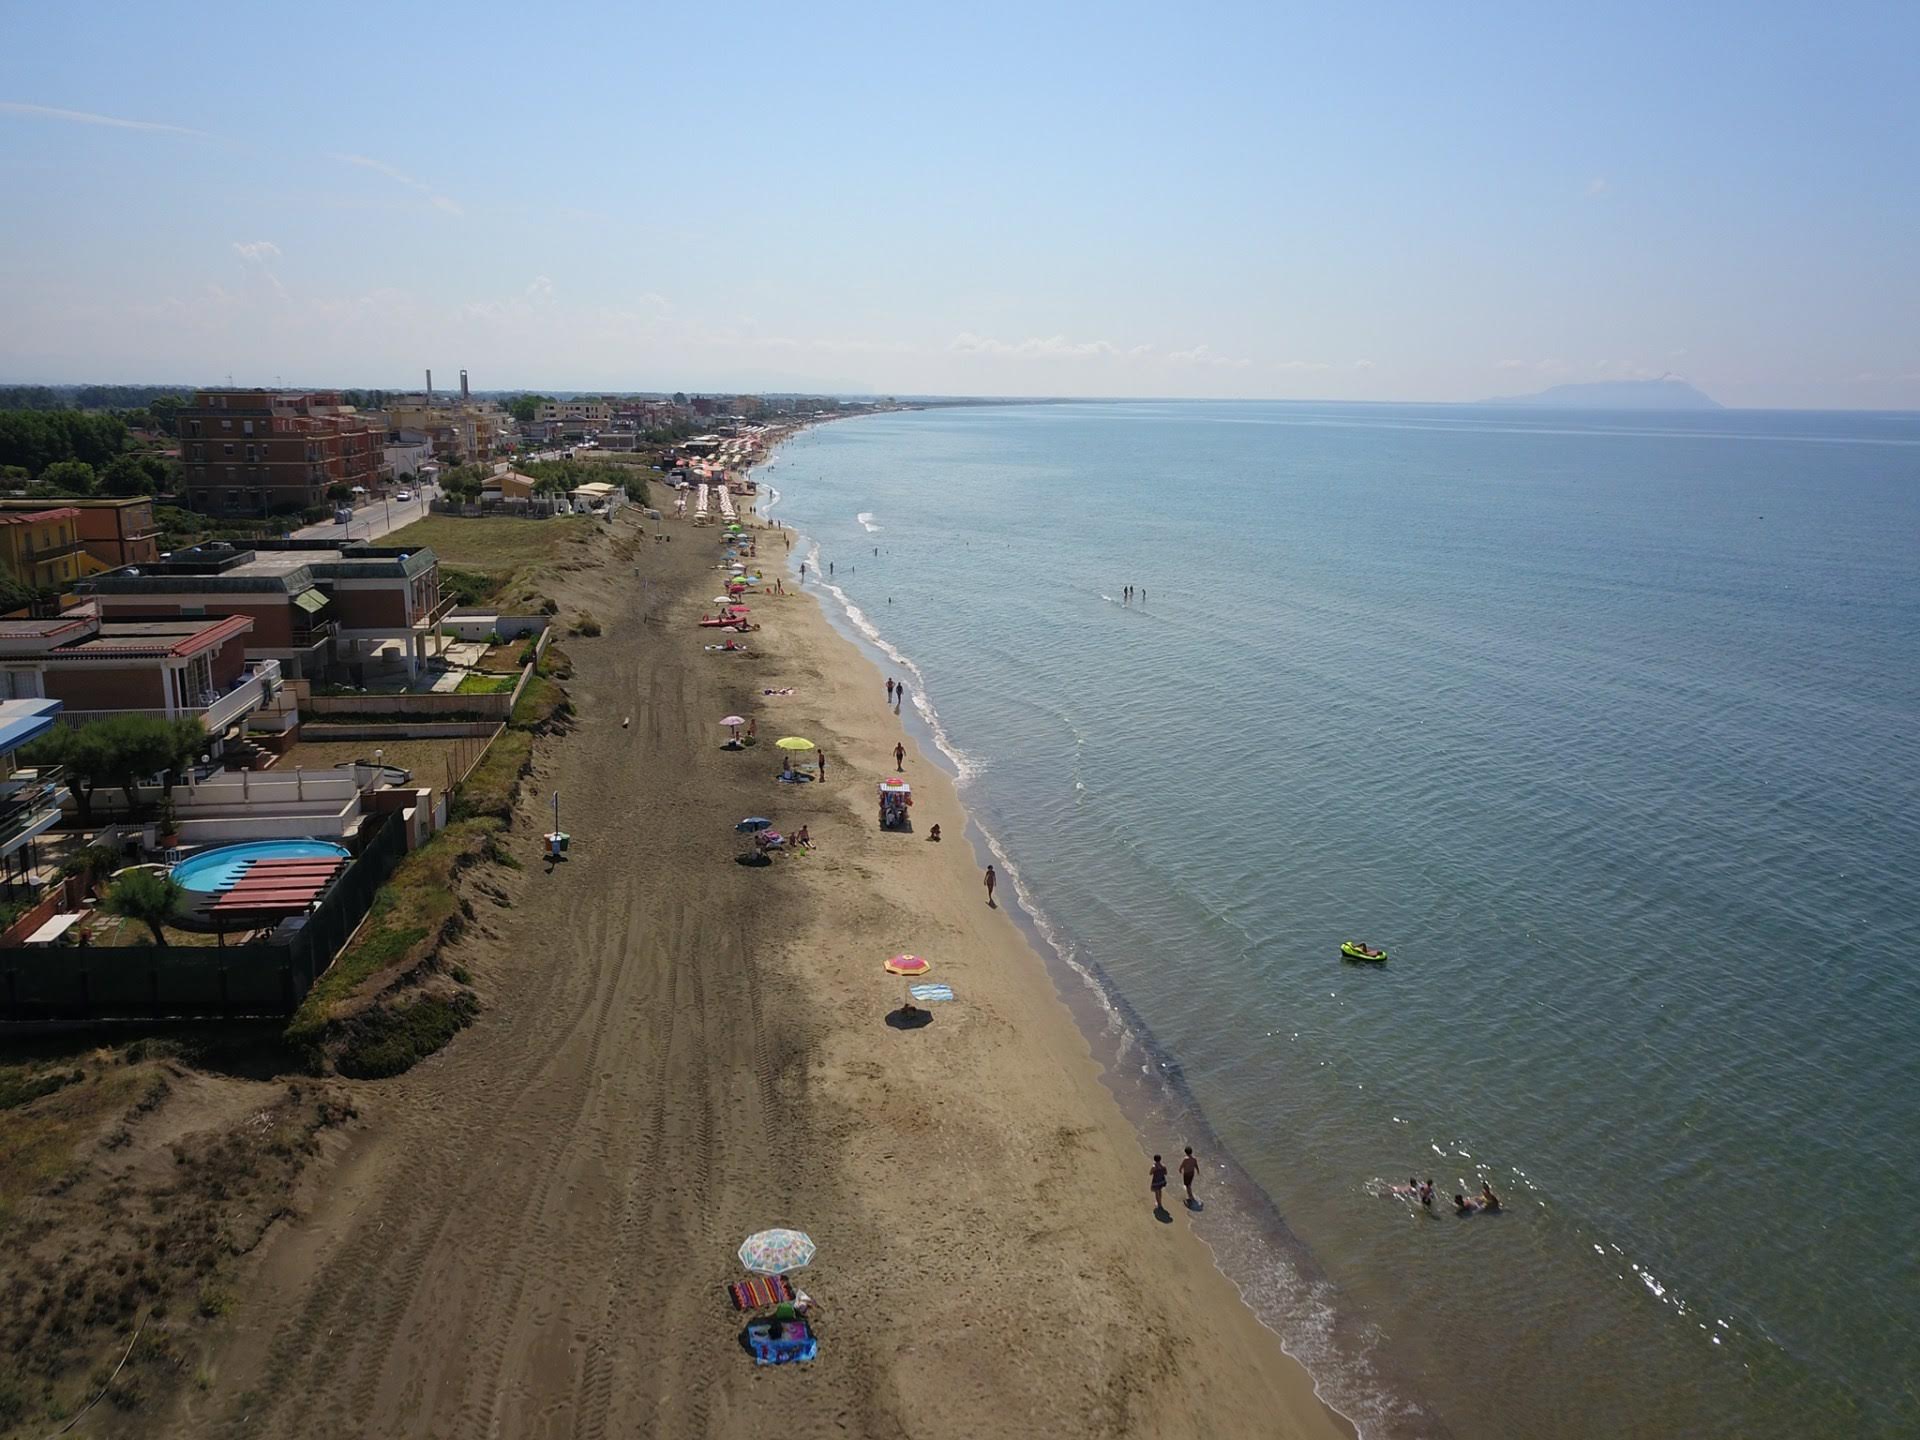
[984,865,997,907]
[1180,1147,1199,1205]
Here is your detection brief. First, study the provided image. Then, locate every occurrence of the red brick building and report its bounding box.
[178,390,386,515]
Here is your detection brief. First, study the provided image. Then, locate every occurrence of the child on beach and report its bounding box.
[1180,1147,1199,1204]
[927,824,941,842]
[1150,1155,1168,1210]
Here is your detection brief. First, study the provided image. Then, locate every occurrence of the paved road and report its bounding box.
[293,486,435,543]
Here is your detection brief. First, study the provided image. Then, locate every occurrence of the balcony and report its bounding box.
[58,661,283,735]
[202,660,281,733]
[0,769,67,856]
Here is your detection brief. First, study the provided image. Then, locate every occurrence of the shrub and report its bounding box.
[569,612,601,638]
[336,993,478,1079]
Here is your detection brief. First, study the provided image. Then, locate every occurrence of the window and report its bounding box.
[221,418,232,430]
[246,446,256,462]
[187,420,201,437]
[243,420,254,435]
[224,442,234,456]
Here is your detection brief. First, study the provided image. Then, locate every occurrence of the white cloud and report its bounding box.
[329,152,464,217]
[1167,344,1251,369]
[950,331,1153,360]
[232,241,281,262]
[526,275,554,300]
[1587,177,1610,197]
[0,99,206,137]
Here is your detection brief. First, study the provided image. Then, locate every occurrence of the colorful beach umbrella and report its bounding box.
[774,736,816,751]
[739,1228,816,1275]
[885,954,931,976]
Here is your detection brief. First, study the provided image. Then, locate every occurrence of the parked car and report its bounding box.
[395,489,413,501]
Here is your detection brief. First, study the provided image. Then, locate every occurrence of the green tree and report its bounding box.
[327,483,354,504]
[38,459,96,495]
[100,453,152,496]
[106,869,185,945]
[22,714,205,824]
[507,394,554,424]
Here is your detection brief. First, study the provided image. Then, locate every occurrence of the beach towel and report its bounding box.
[728,1274,795,1311]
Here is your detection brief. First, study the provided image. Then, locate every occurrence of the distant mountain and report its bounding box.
[1480,378,1723,411]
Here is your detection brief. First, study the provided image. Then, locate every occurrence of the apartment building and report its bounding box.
[0,497,160,571]
[178,390,386,515]
[382,398,511,463]
[0,507,88,590]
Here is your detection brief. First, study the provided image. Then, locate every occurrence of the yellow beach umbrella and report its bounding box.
[774,736,816,752]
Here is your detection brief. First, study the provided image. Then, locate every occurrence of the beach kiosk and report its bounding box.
[878,776,912,830]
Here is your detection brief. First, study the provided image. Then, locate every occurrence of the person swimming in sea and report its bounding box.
[1455,1192,1477,1215]
[1479,1183,1501,1213]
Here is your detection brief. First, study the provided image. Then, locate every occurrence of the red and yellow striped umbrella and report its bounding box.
[884,954,931,976]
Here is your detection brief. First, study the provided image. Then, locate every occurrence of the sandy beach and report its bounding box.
[176,486,1349,1438]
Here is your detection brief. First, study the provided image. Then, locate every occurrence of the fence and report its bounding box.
[0,812,410,1024]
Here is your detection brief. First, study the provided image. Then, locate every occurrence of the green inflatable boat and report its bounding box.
[1340,942,1388,962]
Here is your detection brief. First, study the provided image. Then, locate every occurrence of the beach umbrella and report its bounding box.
[739,1228,815,1275]
[774,736,816,752]
[735,816,774,833]
[719,715,746,727]
[908,984,955,1004]
[885,954,931,976]
[878,777,911,793]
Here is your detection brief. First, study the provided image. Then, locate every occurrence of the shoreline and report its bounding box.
[170,471,1354,1438]
[753,452,1374,1437]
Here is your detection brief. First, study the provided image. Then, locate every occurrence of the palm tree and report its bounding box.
[106,869,185,945]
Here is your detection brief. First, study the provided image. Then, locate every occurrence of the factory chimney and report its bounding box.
[460,369,470,401]
[426,369,434,404]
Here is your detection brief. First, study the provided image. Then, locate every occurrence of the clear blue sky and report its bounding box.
[3,1,1916,407]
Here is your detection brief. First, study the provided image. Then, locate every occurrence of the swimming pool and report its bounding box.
[169,840,351,894]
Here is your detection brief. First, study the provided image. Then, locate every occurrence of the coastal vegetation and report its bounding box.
[383,512,597,612]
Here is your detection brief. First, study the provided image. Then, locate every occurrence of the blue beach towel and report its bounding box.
[746,1322,818,1365]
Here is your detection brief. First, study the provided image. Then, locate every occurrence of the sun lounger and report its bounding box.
[728,1274,794,1311]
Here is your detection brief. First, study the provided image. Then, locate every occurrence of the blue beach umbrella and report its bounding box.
[735,817,774,833]
[739,1228,816,1275]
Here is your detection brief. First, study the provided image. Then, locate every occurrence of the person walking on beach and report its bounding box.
[1180,1146,1199,1205]
[984,864,997,907]
[894,741,906,771]
[897,684,908,713]
[887,677,895,705]
[817,749,827,782]
[1150,1155,1168,1211]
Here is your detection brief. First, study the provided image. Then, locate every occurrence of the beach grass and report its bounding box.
[384,514,598,611]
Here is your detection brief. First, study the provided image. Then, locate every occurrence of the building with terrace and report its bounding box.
[0,506,89,589]
[78,538,449,683]
[0,605,282,742]
[0,696,67,894]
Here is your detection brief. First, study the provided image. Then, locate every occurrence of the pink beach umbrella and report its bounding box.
[884,954,931,976]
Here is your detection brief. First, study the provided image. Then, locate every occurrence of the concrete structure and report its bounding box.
[81,540,449,683]
[384,435,435,478]
[178,390,386,515]
[0,697,67,891]
[0,507,87,589]
[383,396,511,463]
[0,498,159,572]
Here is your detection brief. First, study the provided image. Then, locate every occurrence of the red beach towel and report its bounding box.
[728,1274,795,1311]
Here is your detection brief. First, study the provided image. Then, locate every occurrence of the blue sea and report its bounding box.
[760,402,1920,1439]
